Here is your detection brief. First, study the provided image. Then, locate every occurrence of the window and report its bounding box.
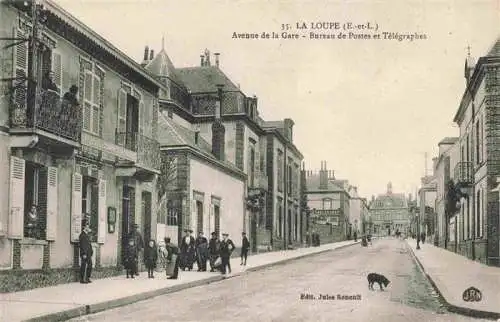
[249,147,255,187]
[166,200,178,226]
[82,176,98,242]
[287,162,293,196]
[476,190,481,238]
[83,70,102,134]
[277,150,283,192]
[24,162,40,239]
[476,120,481,165]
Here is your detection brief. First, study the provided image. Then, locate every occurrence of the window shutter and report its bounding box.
[51,51,62,95]
[8,156,25,239]
[46,167,58,241]
[71,173,83,242]
[97,179,107,244]
[83,72,92,131]
[92,75,100,134]
[13,29,28,111]
[117,89,127,145]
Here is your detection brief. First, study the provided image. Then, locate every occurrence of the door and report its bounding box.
[288,209,292,244]
[142,191,152,243]
[121,185,135,264]
[251,209,257,252]
[214,205,220,237]
[125,94,139,149]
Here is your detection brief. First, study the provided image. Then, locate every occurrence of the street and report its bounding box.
[69,239,490,322]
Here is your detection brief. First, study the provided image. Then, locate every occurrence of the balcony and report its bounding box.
[115,131,160,181]
[454,162,473,186]
[10,88,82,154]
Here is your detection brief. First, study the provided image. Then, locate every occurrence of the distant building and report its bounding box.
[349,186,366,236]
[369,183,409,236]
[418,174,437,242]
[305,162,350,243]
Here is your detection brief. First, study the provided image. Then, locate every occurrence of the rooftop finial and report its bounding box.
[162,34,165,50]
[467,44,471,57]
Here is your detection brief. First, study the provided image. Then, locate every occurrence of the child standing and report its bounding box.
[125,238,138,278]
[144,239,158,278]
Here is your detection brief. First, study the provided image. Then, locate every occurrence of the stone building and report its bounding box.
[144,47,304,251]
[305,162,350,243]
[262,119,304,249]
[433,137,459,249]
[0,0,161,290]
[418,174,437,242]
[451,38,500,266]
[369,183,409,236]
[349,186,367,236]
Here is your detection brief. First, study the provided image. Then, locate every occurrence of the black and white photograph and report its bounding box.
[0,0,499,321]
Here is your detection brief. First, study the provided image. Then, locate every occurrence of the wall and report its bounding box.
[0,133,11,269]
[190,157,245,247]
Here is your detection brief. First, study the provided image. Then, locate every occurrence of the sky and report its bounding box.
[52,0,500,199]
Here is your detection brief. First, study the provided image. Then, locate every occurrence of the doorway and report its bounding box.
[288,209,292,244]
[121,185,135,263]
[196,201,203,234]
[141,191,152,242]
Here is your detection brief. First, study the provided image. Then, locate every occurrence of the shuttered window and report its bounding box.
[9,157,25,239]
[71,173,83,242]
[51,51,62,95]
[46,167,58,241]
[82,70,101,134]
[14,29,28,111]
[117,89,127,145]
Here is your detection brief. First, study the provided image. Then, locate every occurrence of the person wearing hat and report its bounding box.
[180,229,196,271]
[220,233,235,275]
[79,221,93,284]
[164,237,180,279]
[208,232,221,272]
[126,223,144,276]
[195,231,209,272]
[240,232,250,266]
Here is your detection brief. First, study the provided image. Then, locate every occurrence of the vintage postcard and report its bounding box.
[0,0,499,321]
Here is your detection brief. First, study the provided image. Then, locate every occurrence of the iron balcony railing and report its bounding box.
[453,161,473,185]
[115,131,160,171]
[11,88,82,142]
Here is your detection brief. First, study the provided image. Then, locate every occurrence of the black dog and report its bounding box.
[367,273,390,291]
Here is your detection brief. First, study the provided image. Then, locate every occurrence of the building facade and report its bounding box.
[263,120,304,249]
[305,162,350,243]
[349,186,366,236]
[418,174,437,243]
[451,39,500,266]
[369,183,409,236]
[0,1,161,290]
[433,137,459,249]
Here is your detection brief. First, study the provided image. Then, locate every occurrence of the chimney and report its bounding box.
[204,49,211,66]
[214,53,220,68]
[149,49,154,60]
[212,84,225,160]
[319,161,328,189]
[143,46,149,61]
[432,157,438,174]
[200,54,205,66]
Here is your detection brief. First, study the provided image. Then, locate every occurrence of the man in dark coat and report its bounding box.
[164,237,180,279]
[208,232,220,272]
[180,229,196,271]
[195,231,209,272]
[240,232,250,266]
[79,222,93,284]
[127,224,144,276]
[220,233,235,275]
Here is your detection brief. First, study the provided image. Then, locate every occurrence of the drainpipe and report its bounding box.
[283,144,288,250]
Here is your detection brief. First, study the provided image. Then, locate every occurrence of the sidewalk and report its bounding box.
[406,239,500,320]
[0,240,358,322]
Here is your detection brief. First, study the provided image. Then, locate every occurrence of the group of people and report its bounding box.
[159,230,249,279]
[305,230,321,247]
[79,222,251,283]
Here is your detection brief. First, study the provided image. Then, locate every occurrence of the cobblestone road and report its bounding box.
[69,238,491,322]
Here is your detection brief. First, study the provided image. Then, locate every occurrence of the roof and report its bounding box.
[306,174,346,193]
[262,121,284,129]
[176,66,240,93]
[145,49,186,88]
[438,137,459,145]
[370,193,408,209]
[44,0,162,90]
[157,112,242,174]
